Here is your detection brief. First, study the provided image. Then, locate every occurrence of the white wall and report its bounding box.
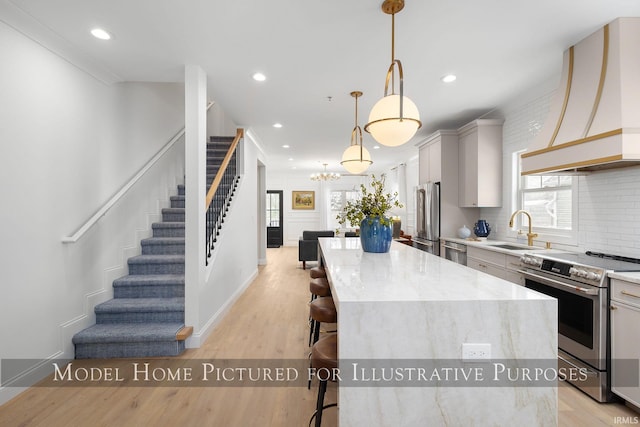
[0,21,185,403]
[207,102,238,138]
[192,131,263,345]
[267,164,419,247]
[481,83,640,257]
[266,172,347,246]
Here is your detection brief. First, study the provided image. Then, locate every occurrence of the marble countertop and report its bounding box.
[609,271,640,284]
[318,237,554,303]
[318,237,558,426]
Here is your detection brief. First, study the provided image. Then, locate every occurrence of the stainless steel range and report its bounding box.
[519,251,640,402]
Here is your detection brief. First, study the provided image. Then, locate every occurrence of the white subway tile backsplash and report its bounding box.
[481,86,640,258]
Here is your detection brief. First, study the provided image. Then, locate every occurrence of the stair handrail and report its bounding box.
[205,128,243,207]
[62,101,215,243]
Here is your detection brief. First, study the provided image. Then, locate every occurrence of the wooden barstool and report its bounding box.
[309,333,338,427]
[309,277,331,299]
[309,266,326,279]
[308,277,332,346]
[309,296,337,345]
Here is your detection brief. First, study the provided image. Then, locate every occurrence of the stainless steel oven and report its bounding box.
[519,253,612,402]
[521,268,606,369]
[519,251,640,402]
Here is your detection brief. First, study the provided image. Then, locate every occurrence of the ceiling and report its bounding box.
[4,0,640,174]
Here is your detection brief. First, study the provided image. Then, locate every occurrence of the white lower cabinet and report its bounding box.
[466,247,524,285]
[610,278,640,407]
[467,257,504,277]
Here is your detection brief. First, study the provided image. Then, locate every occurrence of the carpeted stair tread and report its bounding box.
[128,255,185,264]
[95,298,184,313]
[128,255,185,275]
[152,222,185,228]
[112,275,184,298]
[140,237,185,254]
[141,237,185,245]
[161,207,185,222]
[113,274,184,284]
[161,207,185,214]
[209,136,235,142]
[73,323,185,344]
[152,222,185,237]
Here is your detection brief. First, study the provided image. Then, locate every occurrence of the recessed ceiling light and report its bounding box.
[282,144,290,148]
[90,28,112,40]
[373,145,380,150]
[441,74,457,83]
[288,158,294,161]
[273,123,283,128]
[253,72,266,82]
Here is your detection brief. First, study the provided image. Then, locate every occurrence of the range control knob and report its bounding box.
[585,271,601,281]
[520,255,540,266]
[569,267,579,276]
[573,269,587,278]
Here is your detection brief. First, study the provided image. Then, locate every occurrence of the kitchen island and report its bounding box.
[318,237,558,426]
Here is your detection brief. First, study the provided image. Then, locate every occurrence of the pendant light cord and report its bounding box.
[391,12,395,93]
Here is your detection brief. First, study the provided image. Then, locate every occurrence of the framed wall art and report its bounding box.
[292,191,315,210]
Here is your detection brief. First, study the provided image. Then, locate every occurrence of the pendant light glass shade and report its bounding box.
[341,91,373,174]
[367,94,420,147]
[341,144,372,174]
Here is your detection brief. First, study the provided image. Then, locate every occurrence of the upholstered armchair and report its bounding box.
[298,230,334,269]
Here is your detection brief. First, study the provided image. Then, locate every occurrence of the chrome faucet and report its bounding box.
[509,210,537,246]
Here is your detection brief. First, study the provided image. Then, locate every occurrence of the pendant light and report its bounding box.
[341,91,373,174]
[364,0,421,147]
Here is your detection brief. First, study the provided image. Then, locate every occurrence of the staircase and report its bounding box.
[72,135,238,359]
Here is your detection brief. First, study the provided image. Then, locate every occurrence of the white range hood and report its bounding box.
[521,18,640,175]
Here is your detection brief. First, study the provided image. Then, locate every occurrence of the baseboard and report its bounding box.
[186,268,258,348]
[0,350,65,406]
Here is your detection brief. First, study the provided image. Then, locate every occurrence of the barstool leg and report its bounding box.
[308,379,327,427]
[308,318,316,346]
[313,319,321,345]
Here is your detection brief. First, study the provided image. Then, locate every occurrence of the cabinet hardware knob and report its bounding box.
[610,305,618,310]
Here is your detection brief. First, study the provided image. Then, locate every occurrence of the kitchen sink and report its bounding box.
[489,244,531,251]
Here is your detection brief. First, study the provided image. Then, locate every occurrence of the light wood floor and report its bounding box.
[0,246,638,426]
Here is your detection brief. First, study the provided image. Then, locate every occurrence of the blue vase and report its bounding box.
[360,216,392,253]
[474,220,491,238]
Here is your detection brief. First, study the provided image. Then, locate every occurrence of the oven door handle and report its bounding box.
[517,270,600,296]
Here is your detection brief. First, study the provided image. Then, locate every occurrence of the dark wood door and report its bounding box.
[266,190,283,248]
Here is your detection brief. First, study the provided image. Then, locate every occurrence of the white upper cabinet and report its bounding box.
[458,119,504,207]
[418,135,443,183]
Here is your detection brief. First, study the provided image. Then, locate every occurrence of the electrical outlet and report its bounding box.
[462,343,492,361]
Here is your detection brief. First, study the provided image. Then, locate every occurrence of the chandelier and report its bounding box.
[341,91,373,174]
[310,163,341,181]
[364,0,421,147]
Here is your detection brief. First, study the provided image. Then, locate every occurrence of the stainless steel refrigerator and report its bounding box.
[414,182,440,256]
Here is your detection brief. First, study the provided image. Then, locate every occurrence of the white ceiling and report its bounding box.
[4,0,640,174]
